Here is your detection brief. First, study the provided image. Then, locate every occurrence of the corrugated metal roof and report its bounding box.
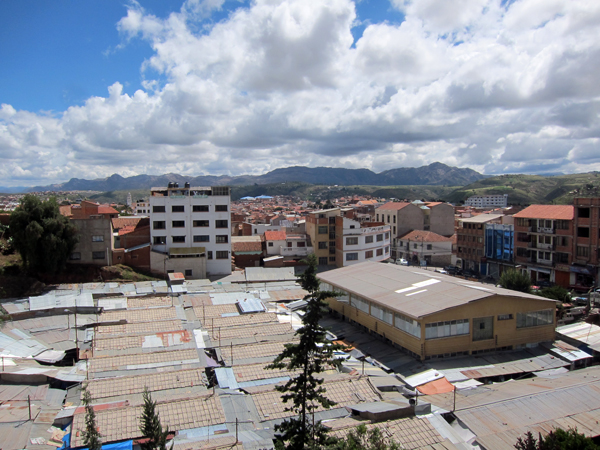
[318,262,552,319]
[238,298,266,314]
[245,267,296,282]
[215,367,239,389]
[29,292,94,311]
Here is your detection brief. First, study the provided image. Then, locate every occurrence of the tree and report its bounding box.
[266,253,343,449]
[328,424,401,450]
[515,428,600,450]
[81,387,102,450]
[538,285,571,303]
[139,387,171,450]
[9,195,78,274]
[499,269,532,293]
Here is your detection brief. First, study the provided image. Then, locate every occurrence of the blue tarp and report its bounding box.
[63,435,133,450]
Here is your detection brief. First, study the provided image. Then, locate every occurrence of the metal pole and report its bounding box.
[362,359,364,376]
[28,395,31,420]
[235,418,238,443]
[74,301,78,361]
[219,327,221,348]
[230,342,233,366]
[453,386,456,412]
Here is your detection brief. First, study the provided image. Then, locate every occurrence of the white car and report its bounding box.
[435,269,448,274]
[399,258,409,266]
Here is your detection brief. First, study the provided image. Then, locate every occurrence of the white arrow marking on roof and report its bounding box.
[405,290,428,297]
[395,279,440,294]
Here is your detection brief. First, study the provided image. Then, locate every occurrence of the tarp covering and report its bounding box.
[416,377,455,395]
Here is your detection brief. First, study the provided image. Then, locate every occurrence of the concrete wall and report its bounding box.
[150,250,207,279]
[70,218,113,265]
[429,203,455,237]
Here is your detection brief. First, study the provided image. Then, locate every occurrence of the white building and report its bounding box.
[335,217,391,267]
[149,183,232,279]
[465,194,509,209]
[133,199,150,216]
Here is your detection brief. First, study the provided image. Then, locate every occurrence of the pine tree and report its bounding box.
[139,387,171,450]
[266,253,343,449]
[328,424,401,450]
[81,387,102,450]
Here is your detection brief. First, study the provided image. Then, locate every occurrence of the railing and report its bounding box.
[280,247,313,256]
[536,227,555,234]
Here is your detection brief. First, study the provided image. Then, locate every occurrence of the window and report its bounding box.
[556,220,570,230]
[207,251,213,260]
[153,221,166,230]
[387,215,390,222]
[365,235,374,244]
[318,242,327,249]
[427,244,432,250]
[376,248,383,256]
[268,242,274,247]
[152,205,165,213]
[172,236,186,243]
[216,251,228,259]
[298,242,306,247]
[578,207,590,218]
[577,246,590,258]
[172,205,184,212]
[577,227,590,238]
[472,316,493,341]
[185,269,193,277]
[393,216,396,223]
[215,220,228,228]
[193,205,209,212]
[376,214,379,221]
[556,252,569,264]
[329,256,336,262]
[346,253,358,261]
[498,314,513,320]
[558,236,569,247]
[371,304,393,325]
[385,232,390,239]
[193,220,209,227]
[172,220,185,228]
[216,235,228,244]
[92,235,104,242]
[70,252,81,260]
[377,234,383,242]
[425,319,469,340]
[318,226,328,234]
[346,237,358,245]
[365,250,373,258]
[153,236,166,245]
[287,242,293,248]
[413,243,418,249]
[517,309,554,328]
[193,235,209,242]
[215,205,228,212]
[396,313,421,338]
[385,246,389,254]
[92,251,105,260]
[318,257,328,265]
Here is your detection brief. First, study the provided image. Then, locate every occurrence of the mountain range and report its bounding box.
[30,162,486,192]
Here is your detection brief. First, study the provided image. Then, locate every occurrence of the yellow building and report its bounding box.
[318,261,556,361]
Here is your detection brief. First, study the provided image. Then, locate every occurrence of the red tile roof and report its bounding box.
[99,205,119,214]
[112,217,143,229]
[232,241,263,252]
[264,230,287,241]
[513,205,574,220]
[377,202,411,211]
[397,230,453,242]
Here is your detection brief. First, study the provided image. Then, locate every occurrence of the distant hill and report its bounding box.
[446,172,600,205]
[30,162,487,192]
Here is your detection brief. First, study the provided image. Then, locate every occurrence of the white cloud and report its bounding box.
[1,0,600,187]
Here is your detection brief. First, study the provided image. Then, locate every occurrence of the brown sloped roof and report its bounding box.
[513,205,574,220]
[376,202,411,211]
[398,230,453,242]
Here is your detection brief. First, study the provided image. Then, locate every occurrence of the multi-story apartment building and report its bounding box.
[133,199,150,216]
[149,183,232,279]
[457,214,513,275]
[464,194,509,209]
[306,208,348,266]
[375,201,454,260]
[513,205,574,288]
[334,216,391,267]
[572,197,600,290]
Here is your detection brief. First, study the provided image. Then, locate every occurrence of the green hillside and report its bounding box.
[446,172,600,205]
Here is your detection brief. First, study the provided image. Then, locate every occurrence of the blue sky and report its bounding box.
[1,0,599,188]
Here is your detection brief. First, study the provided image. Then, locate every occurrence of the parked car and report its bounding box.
[398,258,409,266]
[444,265,461,275]
[435,268,449,274]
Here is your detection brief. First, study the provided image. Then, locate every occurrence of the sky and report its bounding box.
[1,0,599,188]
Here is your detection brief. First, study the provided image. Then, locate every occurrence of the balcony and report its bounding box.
[280,246,313,257]
[536,227,555,234]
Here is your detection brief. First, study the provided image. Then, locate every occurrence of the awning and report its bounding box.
[570,265,593,275]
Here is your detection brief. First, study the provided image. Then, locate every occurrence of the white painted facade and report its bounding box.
[465,194,509,208]
[337,217,391,267]
[149,184,232,277]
